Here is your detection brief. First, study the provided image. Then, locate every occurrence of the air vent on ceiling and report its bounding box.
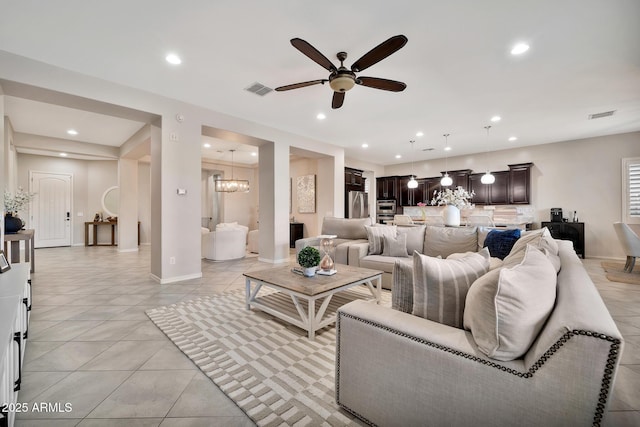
[245,82,273,96]
[422,147,435,152]
[588,110,616,120]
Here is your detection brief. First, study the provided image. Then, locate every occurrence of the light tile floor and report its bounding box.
[12,246,640,426]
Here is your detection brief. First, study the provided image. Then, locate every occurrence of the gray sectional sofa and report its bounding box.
[335,238,624,427]
[294,217,374,264]
[348,224,496,289]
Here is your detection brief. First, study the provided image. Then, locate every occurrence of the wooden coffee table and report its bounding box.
[244,264,383,340]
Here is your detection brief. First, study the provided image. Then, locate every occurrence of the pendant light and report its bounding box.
[407,140,418,189]
[481,126,495,184]
[440,133,453,186]
[215,149,250,192]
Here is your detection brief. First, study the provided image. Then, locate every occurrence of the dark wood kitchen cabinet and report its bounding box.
[376,176,398,200]
[469,171,509,205]
[345,167,364,191]
[399,176,426,206]
[508,163,533,204]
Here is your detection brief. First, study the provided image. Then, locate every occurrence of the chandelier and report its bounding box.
[215,149,250,192]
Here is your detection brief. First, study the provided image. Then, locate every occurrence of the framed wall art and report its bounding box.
[296,174,316,214]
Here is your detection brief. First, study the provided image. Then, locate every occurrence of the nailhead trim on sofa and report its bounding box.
[335,312,621,427]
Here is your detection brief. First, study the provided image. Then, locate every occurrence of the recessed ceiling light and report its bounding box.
[251,152,257,156]
[511,43,530,55]
[59,153,68,157]
[508,136,518,142]
[165,53,182,65]
[490,116,501,122]
[362,143,369,148]
[316,113,326,120]
[67,129,78,135]
[416,131,424,137]
[203,143,211,148]
[395,154,402,159]
[444,146,452,151]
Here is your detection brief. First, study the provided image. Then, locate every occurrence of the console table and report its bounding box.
[541,221,585,258]
[290,222,304,248]
[84,221,140,246]
[3,229,35,273]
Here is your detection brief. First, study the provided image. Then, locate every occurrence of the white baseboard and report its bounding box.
[258,256,290,264]
[150,272,202,284]
[117,248,139,253]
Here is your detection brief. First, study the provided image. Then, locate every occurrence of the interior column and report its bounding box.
[117,158,139,252]
[258,141,290,263]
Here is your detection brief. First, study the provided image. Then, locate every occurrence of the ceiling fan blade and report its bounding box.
[357,76,407,92]
[290,38,337,72]
[275,79,327,91]
[332,91,345,109]
[351,35,408,72]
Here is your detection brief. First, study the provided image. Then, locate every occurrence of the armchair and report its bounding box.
[613,222,640,272]
[203,224,248,261]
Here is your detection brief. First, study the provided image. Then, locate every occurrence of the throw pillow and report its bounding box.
[412,248,490,328]
[463,244,558,361]
[483,228,521,259]
[382,233,409,257]
[391,259,414,313]
[365,225,397,255]
[502,227,558,268]
[396,225,426,255]
[423,226,478,258]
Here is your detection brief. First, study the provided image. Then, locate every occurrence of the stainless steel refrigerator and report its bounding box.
[347,191,369,218]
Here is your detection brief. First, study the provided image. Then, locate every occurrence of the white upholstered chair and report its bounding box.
[203,223,248,261]
[613,222,640,272]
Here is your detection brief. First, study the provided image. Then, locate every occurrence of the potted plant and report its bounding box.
[297,246,321,277]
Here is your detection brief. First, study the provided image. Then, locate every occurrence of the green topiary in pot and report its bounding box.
[297,246,321,276]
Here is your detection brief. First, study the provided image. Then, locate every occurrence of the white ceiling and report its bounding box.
[1,1,639,166]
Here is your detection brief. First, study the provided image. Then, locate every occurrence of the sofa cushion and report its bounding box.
[397,225,426,255]
[484,228,521,259]
[391,259,414,313]
[502,227,558,268]
[412,248,490,328]
[365,225,397,255]
[382,234,409,257]
[423,226,478,258]
[464,244,558,361]
[360,254,400,274]
[321,216,371,240]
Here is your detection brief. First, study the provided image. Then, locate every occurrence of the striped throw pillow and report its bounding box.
[365,225,397,255]
[412,248,490,328]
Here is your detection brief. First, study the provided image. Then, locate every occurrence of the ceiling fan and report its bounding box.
[275,35,408,109]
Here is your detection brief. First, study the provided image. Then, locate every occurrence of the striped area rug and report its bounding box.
[147,288,387,426]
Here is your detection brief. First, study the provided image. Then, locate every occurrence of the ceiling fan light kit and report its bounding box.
[275,35,408,109]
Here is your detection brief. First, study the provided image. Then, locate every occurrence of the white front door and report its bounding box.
[30,172,72,248]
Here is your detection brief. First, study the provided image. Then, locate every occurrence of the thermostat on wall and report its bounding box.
[177,188,187,195]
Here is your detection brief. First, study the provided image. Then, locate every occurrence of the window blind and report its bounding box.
[629,161,640,217]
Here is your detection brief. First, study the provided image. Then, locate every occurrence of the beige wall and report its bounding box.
[16,154,153,246]
[384,131,640,259]
[290,158,319,238]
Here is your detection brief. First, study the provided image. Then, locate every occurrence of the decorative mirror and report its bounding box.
[101,186,119,217]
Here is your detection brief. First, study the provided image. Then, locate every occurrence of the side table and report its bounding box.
[3,229,35,273]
